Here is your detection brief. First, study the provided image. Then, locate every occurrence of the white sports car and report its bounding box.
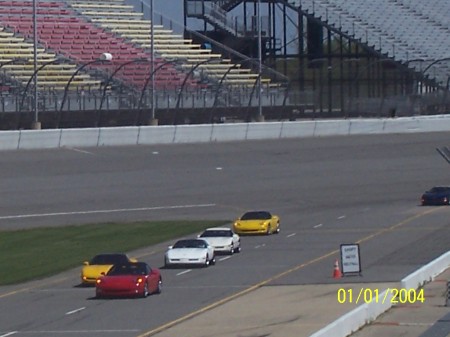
[198,227,241,254]
[164,238,215,268]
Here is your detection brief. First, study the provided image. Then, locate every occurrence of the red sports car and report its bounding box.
[95,262,162,298]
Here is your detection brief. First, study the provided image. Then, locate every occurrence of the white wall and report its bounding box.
[2,115,450,151]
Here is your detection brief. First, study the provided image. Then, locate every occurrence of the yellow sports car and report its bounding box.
[81,253,137,285]
[233,211,280,235]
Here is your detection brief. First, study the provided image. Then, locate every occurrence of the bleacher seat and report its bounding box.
[0,25,100,91]
[67,0,268,87]
[295,0,450,86]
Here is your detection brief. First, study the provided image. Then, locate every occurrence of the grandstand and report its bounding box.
[0,0,285,128]
[185,0,450,116]
[0,0,448,128]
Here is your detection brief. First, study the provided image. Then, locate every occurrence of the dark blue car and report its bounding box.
[421,187,450,205]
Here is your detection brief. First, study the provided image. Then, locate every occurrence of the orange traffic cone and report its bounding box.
[333,259,342,279]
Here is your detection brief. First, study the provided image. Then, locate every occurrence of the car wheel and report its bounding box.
[230,244,235,255]
[275,223,280,234]
[266,225,272,235]
[164,257,170,269]
[236,244,241,253]
[155,278,162,294]
[210,254,216,265]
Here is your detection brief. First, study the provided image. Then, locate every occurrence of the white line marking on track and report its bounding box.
[313,224,323,228]
[0,204,216,220]
[219,256,231,261]
[152,151,159,154]
[338,215,346,219]
[64,147,95,155]
[65,307,86,315]
[176,269,192,276]
[286,233,296,238]
[16,330,139,334]
[0,332,18,337]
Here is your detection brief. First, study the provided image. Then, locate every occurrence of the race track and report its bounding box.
[0,132,449,337]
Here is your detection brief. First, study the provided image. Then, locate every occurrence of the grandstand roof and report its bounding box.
[293,0,450,86]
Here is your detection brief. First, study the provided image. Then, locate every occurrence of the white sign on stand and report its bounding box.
[340,244,361,275]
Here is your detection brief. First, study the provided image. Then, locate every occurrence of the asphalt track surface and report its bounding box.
[0,133,449,337]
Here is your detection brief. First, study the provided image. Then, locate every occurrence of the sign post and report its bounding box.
[340,243,362,276]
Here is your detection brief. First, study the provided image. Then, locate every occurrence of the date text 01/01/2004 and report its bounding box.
[337,288,425,305]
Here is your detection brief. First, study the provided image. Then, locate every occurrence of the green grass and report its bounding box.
[0,220,228,285]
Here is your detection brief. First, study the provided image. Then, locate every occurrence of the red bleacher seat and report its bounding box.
[0,0,198,90]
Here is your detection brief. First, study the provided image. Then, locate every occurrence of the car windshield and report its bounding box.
[200,230,232,237]
[90,254,129,265]
[173,239,207,249]
[240,211,271,220]
[107,263,147,276]
[429,187,450,193]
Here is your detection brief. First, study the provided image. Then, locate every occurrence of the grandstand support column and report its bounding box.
[339,35,345,117]
[343,58,361,117]
[298,10,305,92]
[309,58,326,115]
[326,29,332,115]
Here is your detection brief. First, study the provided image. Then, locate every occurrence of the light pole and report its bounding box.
[32,0,38,129]
[347,58,430,117]
[135,58,183,124]
[350,58,429,96]
[59,53,112,113]
[99,58,148,112]
[19,58,65,115]
[256,0,263,121]
[421,57,450,91]
[174,58,221,124]
[212,63,240,108]
[175,58,220,106]
[149,0,156,124]
[58,53,112,128]
[0,58,28,71]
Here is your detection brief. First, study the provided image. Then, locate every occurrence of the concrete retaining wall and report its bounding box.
[401,251,450,290]
[2,115,450,151]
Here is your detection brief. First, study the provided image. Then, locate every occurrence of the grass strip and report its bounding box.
[0,220,228,285]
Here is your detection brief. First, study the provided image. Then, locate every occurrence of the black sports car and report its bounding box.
[421,187,450,205]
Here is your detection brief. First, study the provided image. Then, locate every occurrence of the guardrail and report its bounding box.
[2,115,450,151]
